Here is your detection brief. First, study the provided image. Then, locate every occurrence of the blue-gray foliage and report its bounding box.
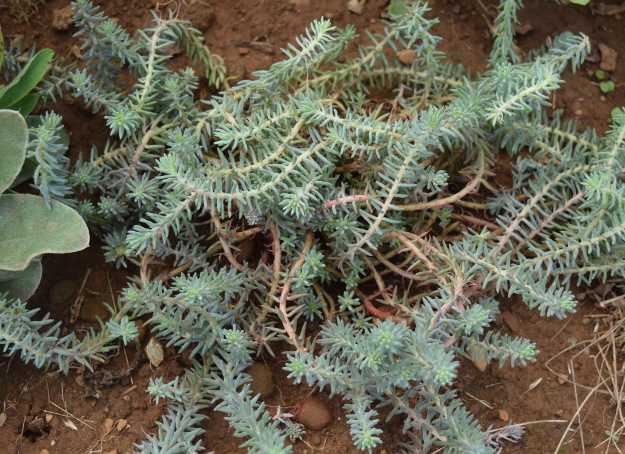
[3,0,622,452]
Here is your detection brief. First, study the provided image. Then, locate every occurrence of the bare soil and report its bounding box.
[1,0,624,453]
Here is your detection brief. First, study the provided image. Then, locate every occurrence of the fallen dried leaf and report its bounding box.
[599,44,618,71]
[64,419,78,431]
[528,377,542,391]
[235,41,275,55]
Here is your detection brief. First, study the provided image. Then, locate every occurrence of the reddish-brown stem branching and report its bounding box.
[212,216,245,272]
[316,194,370,213]
[278,230,313,350]
[513,190,586,254]
[217,225,264,239]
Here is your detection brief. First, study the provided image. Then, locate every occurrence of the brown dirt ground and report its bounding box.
[1,0,624,453]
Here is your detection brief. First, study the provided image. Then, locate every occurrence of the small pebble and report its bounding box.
[117,419,128,431]
[557,376,566,385]
[469,404,481,415]
[471,347,488,373]
[600,96,607,102]
[45,413,53,423]
[312,434,321,445]
[581,317,591,325]
[244,363,275,399]
[501,311,520,332]
[145,337,164,367]
[238,47,250,55]
[574,109,583,116]
[40,450,50,454]
[104,450,119,454]
[555,409,563,417]
[80,299,111,323]
[498,409,509,422]
[396,49,416,65]
[297,398,333,430]
[104,417,115,433]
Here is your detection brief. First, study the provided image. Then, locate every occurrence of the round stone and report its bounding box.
[49,279,76,305]
[79,299,110,323]
[501,311,520,332]
[244,363,274,399]
[297,398,332,430]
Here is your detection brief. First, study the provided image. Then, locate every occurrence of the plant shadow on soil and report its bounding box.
[1,0,624,453]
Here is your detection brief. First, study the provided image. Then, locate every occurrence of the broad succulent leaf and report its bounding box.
[0,194,89,271]
[0,109,28,193]
[0,259,43,301]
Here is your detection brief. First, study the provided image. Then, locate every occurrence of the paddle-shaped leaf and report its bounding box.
[0,259,43,302]
[0,194,90,271]
[0,110,28,193]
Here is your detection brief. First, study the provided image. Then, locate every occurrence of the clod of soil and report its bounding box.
[133,319,148,344]
[48,278,76,304]
[26,417,44,434]
[244,362,274,399]
[182,0,215,31]
[79,298,110,323]
[501,311,520,332]
[297,398,332,430]
[51,5,73,30]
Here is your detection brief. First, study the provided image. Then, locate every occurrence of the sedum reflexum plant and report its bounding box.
[4,0,624,452]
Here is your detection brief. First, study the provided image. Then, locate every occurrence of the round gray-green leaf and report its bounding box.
[0,259,42,301]
[0,194,90,271]
[0,110,28,193]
